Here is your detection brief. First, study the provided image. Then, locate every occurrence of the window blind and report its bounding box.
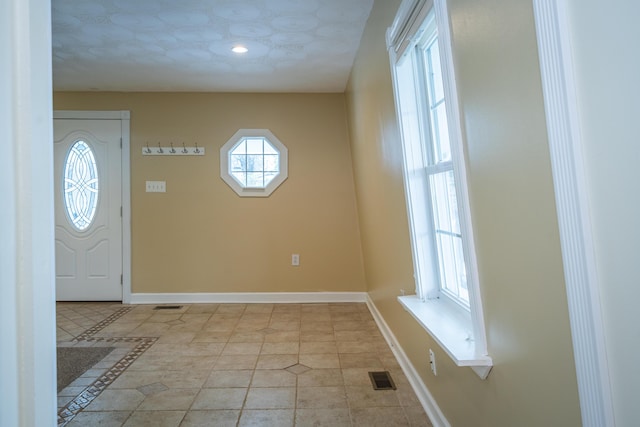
[387,0,433,62]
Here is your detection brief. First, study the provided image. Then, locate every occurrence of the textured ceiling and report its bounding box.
[51,0,374,92]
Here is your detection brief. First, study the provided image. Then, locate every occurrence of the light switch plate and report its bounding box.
[146,181,166,192]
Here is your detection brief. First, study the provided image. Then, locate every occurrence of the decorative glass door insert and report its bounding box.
[63,140,99,231]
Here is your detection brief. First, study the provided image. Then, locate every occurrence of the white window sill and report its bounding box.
[398,295,492,379]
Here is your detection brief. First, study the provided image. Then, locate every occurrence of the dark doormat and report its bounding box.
[57,346,114,392]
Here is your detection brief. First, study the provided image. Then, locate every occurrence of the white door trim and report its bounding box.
[54,110,132,303]
[2,0,56,424]
[533,1,615,425]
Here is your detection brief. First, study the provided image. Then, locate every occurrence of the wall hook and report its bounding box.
[142,143,205,156]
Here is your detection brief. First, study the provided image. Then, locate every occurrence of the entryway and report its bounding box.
[53,111,131,301]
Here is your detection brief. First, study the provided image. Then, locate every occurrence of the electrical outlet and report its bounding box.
[429,348,437,376]
[291,254,300,266]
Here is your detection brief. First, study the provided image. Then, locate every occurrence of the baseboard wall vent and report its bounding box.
[153,305,183,310]
[369,371,397,390]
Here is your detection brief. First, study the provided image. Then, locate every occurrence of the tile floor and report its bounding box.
[56,302,432,426]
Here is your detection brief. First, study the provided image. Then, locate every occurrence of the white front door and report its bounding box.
[54,118,123,301]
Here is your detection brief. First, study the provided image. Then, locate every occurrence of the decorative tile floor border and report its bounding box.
[58,306,156,426]
[73,306,135,341]
[57,336,157,427]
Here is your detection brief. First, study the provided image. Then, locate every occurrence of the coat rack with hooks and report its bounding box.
[142,142,205,156]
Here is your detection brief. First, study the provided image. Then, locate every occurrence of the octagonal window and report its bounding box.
[221,129,288,197]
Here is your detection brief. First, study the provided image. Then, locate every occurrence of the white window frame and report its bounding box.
[220,129,288,197]
[388,0,492,378]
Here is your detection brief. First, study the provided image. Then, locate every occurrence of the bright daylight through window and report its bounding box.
[421,29,468,306]
[230,137,279,188]
[220,129,288,197]
[63,139,99,231]
[388,0,491,377]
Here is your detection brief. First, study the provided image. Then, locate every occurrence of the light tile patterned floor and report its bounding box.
[57,302,432,427]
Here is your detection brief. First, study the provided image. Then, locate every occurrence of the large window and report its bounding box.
[420,28,468,306]
[388,0,491,377]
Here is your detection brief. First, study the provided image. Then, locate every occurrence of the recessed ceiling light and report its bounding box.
[232,45,248,54]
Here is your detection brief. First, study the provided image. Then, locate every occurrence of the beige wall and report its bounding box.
[346,0,582,425]
[54,92,366,294]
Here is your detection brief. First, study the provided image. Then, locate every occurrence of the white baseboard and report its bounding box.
[129,292,367,305]
[366,295,450,427]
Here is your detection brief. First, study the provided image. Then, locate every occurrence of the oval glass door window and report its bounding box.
[63,140,99,231]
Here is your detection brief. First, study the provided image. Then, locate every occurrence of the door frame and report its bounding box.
[533,1,614,425]
[54,110,132,303]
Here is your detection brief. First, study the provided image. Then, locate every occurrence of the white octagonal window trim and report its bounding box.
[220,129,288,197]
